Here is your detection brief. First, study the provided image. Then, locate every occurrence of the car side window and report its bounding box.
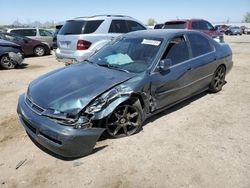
[192,21,214,30]
[204,21,214,30]
[109,20,128,33]
[10,30,24,35]
[39,29,52,36]
[127,20,146,32]
[192,21,200,30]
[161,36,190,66]
[187,33,214,58]
[23,29,37,36]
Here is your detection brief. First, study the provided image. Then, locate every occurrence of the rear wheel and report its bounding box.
[209,65,226,93]
[105,100,143,138]
[0,55,16,69]
[34,46,45,56]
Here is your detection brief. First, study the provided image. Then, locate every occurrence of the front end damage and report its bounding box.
[8,52,24,66]
[17,85,134,158]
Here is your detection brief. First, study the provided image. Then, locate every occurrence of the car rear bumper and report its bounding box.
[17,94,104,158]
[55,48,92,63]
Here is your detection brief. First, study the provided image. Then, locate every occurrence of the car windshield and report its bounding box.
[89,37,163,73]
[163,22,187,29]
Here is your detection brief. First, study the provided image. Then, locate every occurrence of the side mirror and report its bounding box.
[159,59,172,72]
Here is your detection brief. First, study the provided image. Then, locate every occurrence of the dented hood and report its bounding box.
[28,63,134,113]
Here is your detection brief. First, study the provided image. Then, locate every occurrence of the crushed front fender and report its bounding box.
[17,94,105,158]
[8,52,24,65]
[92,96,130,120]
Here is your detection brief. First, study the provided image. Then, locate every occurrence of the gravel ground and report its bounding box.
[0,35,249,188]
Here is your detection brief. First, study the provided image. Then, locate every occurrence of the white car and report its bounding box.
[244,27,250,34]
[56,15,147,64]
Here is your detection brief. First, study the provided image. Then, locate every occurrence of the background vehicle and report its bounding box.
[17,30,233,157]
[244,27,250,34]
[0,32,50,56]
[56,15,147,64]
[225,26,242,35]
[7,28,53,49]
[0,39,24,69]
[163,19,224,42]
[214,24,229,33]
[53,25,63,49]
[154,23,164,29]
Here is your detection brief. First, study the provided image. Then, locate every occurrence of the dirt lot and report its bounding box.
[0,35,250,188]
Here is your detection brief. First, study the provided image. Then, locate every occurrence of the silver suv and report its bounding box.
[7,28,53,49]
[56,15,147,64]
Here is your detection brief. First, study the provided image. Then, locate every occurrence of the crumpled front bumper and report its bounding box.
[9,52,24,65]
[17,94,105,158]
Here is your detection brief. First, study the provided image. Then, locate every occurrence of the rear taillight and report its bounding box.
[76,40,91,50]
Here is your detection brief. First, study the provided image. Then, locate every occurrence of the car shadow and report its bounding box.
[24,53,52,58]
[0,63,29,70]
[28,134,108,161]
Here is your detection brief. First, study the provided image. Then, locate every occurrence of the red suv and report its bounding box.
[163,19,224,43]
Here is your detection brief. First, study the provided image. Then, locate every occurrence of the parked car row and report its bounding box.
[0,32,51,56]
[7,28,54,49]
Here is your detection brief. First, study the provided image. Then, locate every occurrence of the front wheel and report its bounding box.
[209,65,226,93]
[105,100,143,138]
[0,55,16,69]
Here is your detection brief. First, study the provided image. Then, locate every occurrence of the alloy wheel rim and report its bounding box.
[214,66,225,89]
[106,105,140,137]
[1,56,14,68]
[35,47,44,56]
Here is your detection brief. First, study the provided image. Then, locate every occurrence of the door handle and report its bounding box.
[187,67,193,71]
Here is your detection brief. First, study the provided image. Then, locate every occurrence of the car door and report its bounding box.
[150,35,193,110]
[186,33,217,93]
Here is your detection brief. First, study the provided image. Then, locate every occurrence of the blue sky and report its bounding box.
[0,0,249,25]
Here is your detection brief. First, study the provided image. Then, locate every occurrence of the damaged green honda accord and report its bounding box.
[17,30,233,157]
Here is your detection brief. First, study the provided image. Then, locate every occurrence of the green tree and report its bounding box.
[244,12,250,23]
[147,18,157,26]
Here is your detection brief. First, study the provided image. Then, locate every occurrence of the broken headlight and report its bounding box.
[86,88,120,113]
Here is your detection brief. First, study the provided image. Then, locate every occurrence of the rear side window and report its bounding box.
[11,29,37,36]
[84,20,104,34]
[187,33,214,57]
[163,22,187,29]
[192,21,214,30]
[109,20,128,33]
[161,36,190,65]
[39,29,53,36]
[59,20,103,35]
[127,20,146,32]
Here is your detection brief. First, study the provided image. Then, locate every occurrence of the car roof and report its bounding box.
[72,15,133,21]
[123,29,204,40]
[165,19,206,23]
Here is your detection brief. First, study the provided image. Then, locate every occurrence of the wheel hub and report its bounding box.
[119,117,127,124]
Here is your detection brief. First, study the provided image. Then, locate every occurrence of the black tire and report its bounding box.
[209,65,226,93]
[34,46,45,56]
[0,55,16,69]
[105,99,143,138]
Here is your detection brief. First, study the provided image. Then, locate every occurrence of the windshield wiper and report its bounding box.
[84,59,94,64]
[97,63,130,73]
